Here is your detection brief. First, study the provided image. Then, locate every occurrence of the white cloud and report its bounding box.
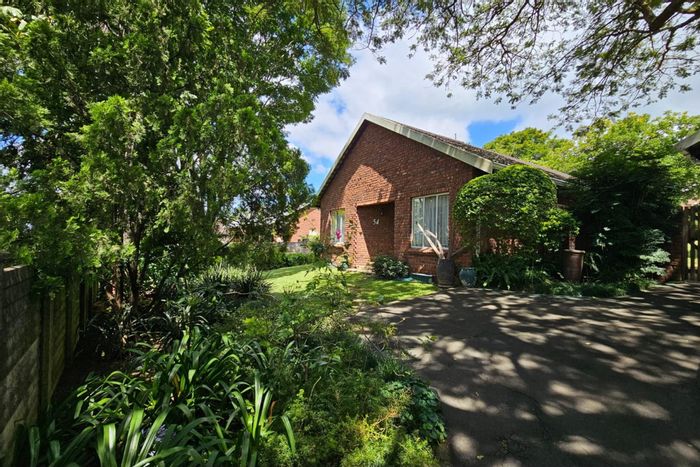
[287,40,700,172]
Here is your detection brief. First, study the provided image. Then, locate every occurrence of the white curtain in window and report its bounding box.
[437,194,449,247]
[412,198,424,246]
[412,194,449,248]
[424,196,437,240]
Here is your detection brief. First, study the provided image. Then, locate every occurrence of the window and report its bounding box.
[331,209,345,244]
[412,194,449,248]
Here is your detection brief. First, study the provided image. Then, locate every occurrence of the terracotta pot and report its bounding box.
[436,258,455,287]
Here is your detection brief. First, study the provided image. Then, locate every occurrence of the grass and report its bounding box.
[267,264,323,293]
[267,264,437,304]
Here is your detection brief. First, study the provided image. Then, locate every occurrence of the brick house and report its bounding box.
[316,114,571,274]
[286,207,321,252]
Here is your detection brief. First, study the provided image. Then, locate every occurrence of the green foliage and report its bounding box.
[284,252,317,267]
[372,255,410,280]
[472,253,545,290]
[531,276,653,298]
[227,243,316,270]
[539,208,580,254]
[15,329,296,466]
[19,270,444,466]
[570,113,700,281]
[380,374,446,444]
[454,164,559,255]
[473,252,650,297]
[0,1,350,303]
[82,262,271,359]
[484,127,577,172]
[306,236,329,260]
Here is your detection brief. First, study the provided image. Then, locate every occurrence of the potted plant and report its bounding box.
[417,224,456,287]
[459,266,477,287]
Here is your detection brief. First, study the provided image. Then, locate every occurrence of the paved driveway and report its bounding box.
[366,283,700,466]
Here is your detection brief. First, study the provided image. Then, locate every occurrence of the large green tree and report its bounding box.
[569,113,700,280]
[340,0,700,124]
[484,128,576,173]
[0,1,350,308]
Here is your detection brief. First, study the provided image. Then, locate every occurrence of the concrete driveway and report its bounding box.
[366,283,700,466]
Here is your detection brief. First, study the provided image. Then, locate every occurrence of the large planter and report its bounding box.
[436,258,456,287]
[562,249,585,282]
[459,267,477,287]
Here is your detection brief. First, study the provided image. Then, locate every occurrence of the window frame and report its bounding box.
[411,193,450,249]
[330,209,345,245]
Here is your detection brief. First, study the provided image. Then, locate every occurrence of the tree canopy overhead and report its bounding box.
[0,1,351,306]
[342,0,700,124]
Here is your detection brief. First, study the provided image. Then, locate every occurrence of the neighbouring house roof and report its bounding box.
[676,130,700,161]
[317,113,572,199]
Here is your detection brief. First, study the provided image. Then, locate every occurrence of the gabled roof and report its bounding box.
[317,113,572,199]
[676,129,700,161]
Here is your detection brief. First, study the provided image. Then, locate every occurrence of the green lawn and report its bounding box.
[267,264,322,293]
[266,264,437,304]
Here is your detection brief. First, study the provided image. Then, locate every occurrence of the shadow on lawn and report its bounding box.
[363,283,700,466]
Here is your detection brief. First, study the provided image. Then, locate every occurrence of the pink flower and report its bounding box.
[336,229,342,241]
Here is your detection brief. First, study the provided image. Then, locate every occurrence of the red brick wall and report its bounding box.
[319,122,478,274]
[357,203,395,263]
[289,208,321,243]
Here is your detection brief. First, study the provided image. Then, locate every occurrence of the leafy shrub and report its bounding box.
[380,374,446,444]
[282,252,316,267]
[194,262,271,301]
[569,114,693,282]
[82,305,144,360]
[473,253,652,297]
[227,242,286,270]
[578,282,628,297]
[306,236,329,259]
[372,255,410,279]
[396,436,440,467]
[82,263,271,359]
[227,243,316,270]
[472,253,544,290]
[539,208,580,253]
[454,164,558,255]
[14,330,295,466]
[530,274,655,297]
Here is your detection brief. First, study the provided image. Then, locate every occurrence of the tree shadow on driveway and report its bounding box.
[361,283,700,466]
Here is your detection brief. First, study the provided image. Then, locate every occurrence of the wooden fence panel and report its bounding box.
[0,261,96,466]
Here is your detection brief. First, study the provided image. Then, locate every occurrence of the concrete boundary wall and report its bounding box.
[0,261,95,465]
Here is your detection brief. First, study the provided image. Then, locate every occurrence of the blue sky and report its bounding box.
[467,118,521,147]
[288,41,700,192]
